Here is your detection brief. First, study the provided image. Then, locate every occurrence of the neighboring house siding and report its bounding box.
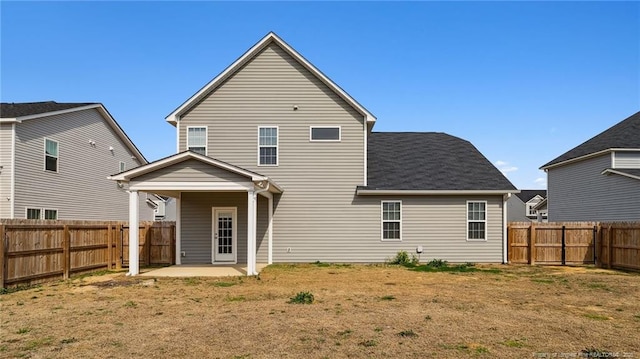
[133,160,250,183]
[13,109,152,220]
[548,154,640,221]
[614,151,640,168]
[178,43,370,262]
[506,196,529,222]
[0,123,13,217]
[180,192,250,264]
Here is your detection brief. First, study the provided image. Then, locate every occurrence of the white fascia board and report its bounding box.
[541,148,640,170]
[601,169,640,181]
[0,118,20,123]
[129,181,253,192]
[165,32,376,125]
[357,189,520,196]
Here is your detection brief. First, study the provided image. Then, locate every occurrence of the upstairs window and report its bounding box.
[187,127,207,155]
[467,201,487,240]
[258,126,278,166]
[381,201,402,240]
[45,138,58,172]
[119,161,126,173]
[310,126,341,141]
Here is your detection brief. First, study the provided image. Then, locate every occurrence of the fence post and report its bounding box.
[0,225,5,288]
[107,224,113,270]
[607,226,613,269]
[116,223,123,270]
[529,223,536,265]
[145,223,151,266]
[592,225,598,265]
[170,224,176,265]
[63,225,70,280]
[561,225,566,266]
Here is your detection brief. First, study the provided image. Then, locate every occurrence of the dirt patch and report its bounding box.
[1,264,639,358]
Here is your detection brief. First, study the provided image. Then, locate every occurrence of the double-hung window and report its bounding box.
[381,201,401,240]
[467,201,487,240]
[45,138,58,172]
[258,126,278,166]
[187,127,207,155]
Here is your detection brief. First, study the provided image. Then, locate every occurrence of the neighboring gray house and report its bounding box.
[540,111,640,222]
[110,32,517,275]
[506,190,547,222]
[0,102,153,221]
[147,194,176,221]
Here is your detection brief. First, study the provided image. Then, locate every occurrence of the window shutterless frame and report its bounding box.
[466,200,487,241]
[44,138,59,172]
[257,126,278,166]
[381,200,402,241]
[309,126,341,142]
[186,126,207,156]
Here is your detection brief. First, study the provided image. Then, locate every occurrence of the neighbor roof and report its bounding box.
[514,190,547,203]
[541,111,640,169]
[364,132,517,191]
[1,101,95,118]
[165,32,376,125]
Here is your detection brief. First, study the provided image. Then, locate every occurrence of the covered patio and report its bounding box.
[140,263,270,277]
[109,151,282,276]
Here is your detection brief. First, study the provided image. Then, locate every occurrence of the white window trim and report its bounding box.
[309,126,341,142]
[257,126,279,167]
[466,200,487,241]
[381,200,402,241]
[187,126,208,156]
[44,138,59,172]
[26,207,41,219]
[25,207,58,220]
[43,208,58,220]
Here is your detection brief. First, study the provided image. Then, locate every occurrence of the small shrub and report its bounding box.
[426,259,448,268]
[288,291,314,304]
[380,295,395,301]
[398,330,417,338]
[17,327,31,334]
[387,251,419,266]
[584,313,609,321]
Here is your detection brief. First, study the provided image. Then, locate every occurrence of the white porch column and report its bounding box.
[247,190,257,276]
[175,193,181,265]
[128,190,140,276]
[268,194,273,265]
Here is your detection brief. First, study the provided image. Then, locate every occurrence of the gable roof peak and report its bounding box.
[165,33,376,126]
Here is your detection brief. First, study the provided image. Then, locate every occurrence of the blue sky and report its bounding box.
[2,1,638,189]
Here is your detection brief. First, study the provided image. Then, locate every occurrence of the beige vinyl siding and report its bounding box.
[614,151,640,168]
[13,109,152,220]
[0,123,13,217]
[133,159,250,183]
[548,154,640,221]
[180,192,248,264]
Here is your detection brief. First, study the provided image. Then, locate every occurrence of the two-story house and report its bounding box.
[110,33,517,275]
[506,190,548,222]
[0,101,153,220]
[540,111,640,221]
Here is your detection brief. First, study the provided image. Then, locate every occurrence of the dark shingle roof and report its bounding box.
[515,190,547,202]
[0,101,96,118]
[366,132,516,191]
[541,111,640,168]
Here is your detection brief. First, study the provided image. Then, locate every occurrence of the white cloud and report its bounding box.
[494,160,518,175]
[534,177,547,187]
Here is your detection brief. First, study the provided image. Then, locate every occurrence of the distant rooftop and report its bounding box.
[0,101,96,118]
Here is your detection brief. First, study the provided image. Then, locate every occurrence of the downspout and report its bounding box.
[502,193,511,264]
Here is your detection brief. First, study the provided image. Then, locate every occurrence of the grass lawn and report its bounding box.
[1,263,639,358]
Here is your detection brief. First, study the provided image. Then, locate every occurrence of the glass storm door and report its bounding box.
[213,208,236,263]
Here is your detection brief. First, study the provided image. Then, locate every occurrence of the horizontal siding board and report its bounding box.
[132,159,250,183]
[13,109,152,220]
[548,154,640,221]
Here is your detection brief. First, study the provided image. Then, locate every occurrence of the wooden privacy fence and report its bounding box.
[0,220,176,288]
[508,221,640,271]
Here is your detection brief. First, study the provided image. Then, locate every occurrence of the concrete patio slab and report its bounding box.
[139,264,268,277]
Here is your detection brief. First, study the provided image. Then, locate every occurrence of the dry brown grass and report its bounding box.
[1,263,639,358]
